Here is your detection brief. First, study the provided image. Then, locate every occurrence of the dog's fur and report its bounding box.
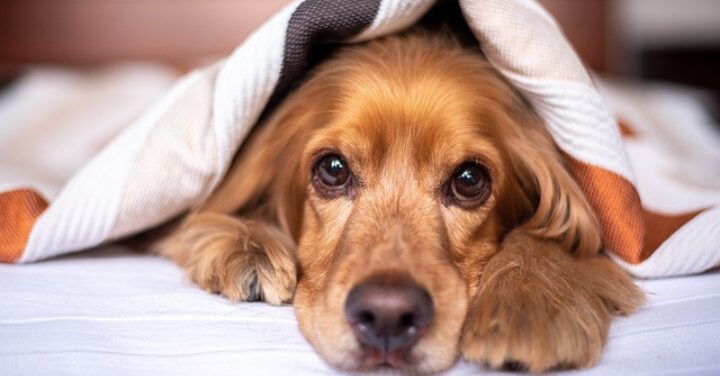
[160,33,643,373]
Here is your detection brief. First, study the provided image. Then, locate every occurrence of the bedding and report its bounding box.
[1,246,719,375]
[1,0,719,277]
[2,0,720,374]
[1,64,718,376]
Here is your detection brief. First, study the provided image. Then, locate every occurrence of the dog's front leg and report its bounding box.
[159,212,297,305]
[460,230,643,372]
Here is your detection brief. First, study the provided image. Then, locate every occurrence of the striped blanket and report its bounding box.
[1,0,719,277]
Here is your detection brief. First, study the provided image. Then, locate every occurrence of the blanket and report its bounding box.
[1,0,719,278]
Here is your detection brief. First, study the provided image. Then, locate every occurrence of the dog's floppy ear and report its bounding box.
[200,87,323,241]
[499,111,603,257]
[153,89,322,304]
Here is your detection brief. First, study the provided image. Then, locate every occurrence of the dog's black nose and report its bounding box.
[344,275,434,354]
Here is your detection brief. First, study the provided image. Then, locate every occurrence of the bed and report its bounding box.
[1,10,719,372]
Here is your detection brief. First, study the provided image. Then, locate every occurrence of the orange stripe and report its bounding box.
[641,209,701,260]
[565,155,701,264]
[0,188,49,263]
[565,155,645,263]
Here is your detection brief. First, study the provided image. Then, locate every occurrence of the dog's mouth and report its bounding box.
[350,324,429,370]
[357,344,417,370]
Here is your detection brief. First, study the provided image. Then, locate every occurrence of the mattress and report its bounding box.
[1,245,719,376]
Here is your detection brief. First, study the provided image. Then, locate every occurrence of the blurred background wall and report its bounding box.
[0,0,289,68]
[612,0,720,93]
[1,0,718,95]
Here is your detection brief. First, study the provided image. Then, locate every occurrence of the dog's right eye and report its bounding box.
[312,153,352,198]
[445,162,492,209]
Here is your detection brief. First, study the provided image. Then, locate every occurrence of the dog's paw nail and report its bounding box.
[244,273,261,302]
[501,360,527,372]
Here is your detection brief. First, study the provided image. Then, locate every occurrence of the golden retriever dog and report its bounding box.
[159,32,643,373]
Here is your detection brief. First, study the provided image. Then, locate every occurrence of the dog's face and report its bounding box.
[294,79,506,370]
[294,59,508,371]
[240,35,600,373]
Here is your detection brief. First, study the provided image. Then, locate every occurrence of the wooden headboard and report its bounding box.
[0,0,608,71]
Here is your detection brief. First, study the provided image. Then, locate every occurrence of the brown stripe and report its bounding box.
[261,0,383,121]
[564,155,703,264]
[0,188,48,263]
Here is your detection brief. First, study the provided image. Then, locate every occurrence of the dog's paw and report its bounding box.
[460,232,643,373]
[167,213,297,305]
[461,283,606,372]
[204,226,297,305]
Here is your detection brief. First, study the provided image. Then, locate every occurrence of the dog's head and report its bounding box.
[215,34,601,373]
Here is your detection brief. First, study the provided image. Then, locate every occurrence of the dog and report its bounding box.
[159,32,643,373]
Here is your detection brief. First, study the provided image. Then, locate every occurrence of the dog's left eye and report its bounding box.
[312,153,352,198]
[447,162,491,208]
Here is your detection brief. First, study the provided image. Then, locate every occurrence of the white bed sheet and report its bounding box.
[1,246,719,376]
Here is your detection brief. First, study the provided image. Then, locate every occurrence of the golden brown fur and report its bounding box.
[159,33,643,373]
